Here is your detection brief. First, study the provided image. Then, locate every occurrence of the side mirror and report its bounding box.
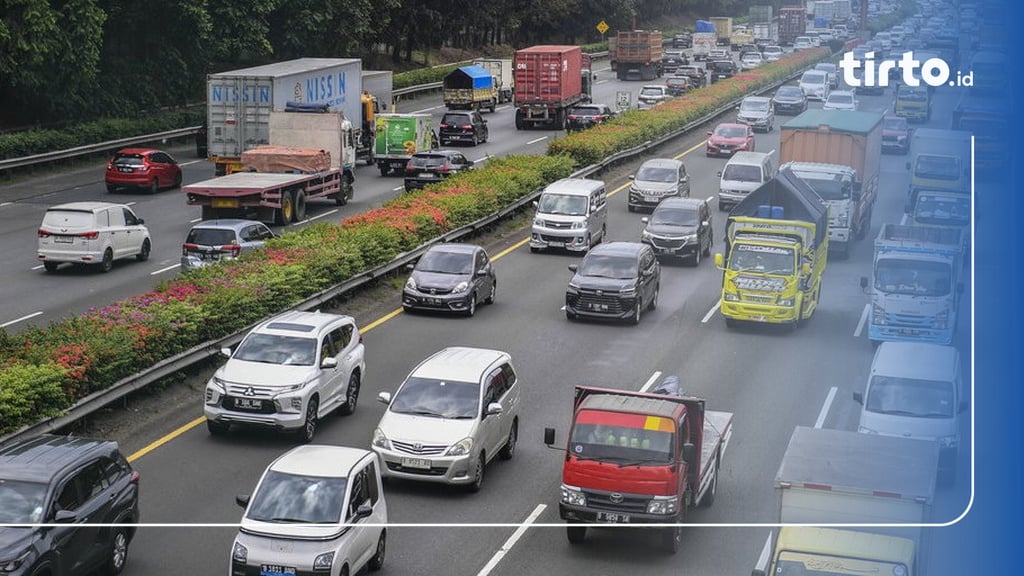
[641,217,650,224]
[320,357,338,369]
[377,391,392,405]
[406,262,415,271]
[532,200,539,209]
[476,268,488,276]
[355,502,374,519]
[628,174,635,180]
[714,253,724,268]
[682,442,696,464]
[482,119,488,124]
[707,131,713,136]
[544,427,556,446]
[717,171,723,177]
[137,218,145,225]
[236,494,250,508]
[486,402,503,416]
[54,510,77,523]
[853,391,864,405]
[860,276,869,289]
[220,347,232,358]
[568,264,579,273]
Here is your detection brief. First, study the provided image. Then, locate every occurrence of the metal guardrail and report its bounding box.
[0,51,828,446]
[0,127,201,173]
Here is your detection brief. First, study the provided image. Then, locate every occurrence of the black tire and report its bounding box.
[515,110,525,130]
[661,526,682,554]
[472,133,479,146]
[692,247,702,267]
[529,246,541,253]
[339,371,360,416]
[173,172,182,189]
[98,248,114,273]
[298,398,318,443]
[207,420,229,436]
[378,165,389,177]
[107,184,117,193]
[149,179,159,194]
[566,526,587,544]
[485,280,496,304]
[718,201,727,211]
[629,300,642,325]
[566,308,577,321]
[336,174,353,206]
[871,339,881,349]
[277,193,295,225]
[701,459,719,507]
[703,232,713,257]
[466,452,485,492]
[104,525,130,575]
[465,293,477,317]
[489,99,496,113]
[43,261,59,272]
[499,420,518,460]
[648,284,659,311]
[368,531,386,571]
[628,204,636,213]
[725,317,737,329]
[292,190,307,222]
[136,239,151,262]
[597,224,606,244]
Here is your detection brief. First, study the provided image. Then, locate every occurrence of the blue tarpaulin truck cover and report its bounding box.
[444,65,494,90]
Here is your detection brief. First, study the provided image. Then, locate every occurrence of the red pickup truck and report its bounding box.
[544,385,733,553]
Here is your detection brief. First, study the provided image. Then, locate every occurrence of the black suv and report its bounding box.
[565,242,660,325]
[438,111,489,146]
[672,33,692,48]
[676,65,708,88]
[404,150,474,191]
[708,60,738,83]
[640,197,713,266]
[0,435,140,576]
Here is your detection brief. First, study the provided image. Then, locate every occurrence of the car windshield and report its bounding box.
[185,228,236,246]
[569,412,675,463]
[797,173,850,200]
[914,194,970,227]
[915,155,961,180]
[416,250,473,274]
[765,47,781,54]
[722,164,762,182]
[715,126,747,138]
[866,375,955,418]
[898,88,928,102]
[578,254,637,280]
[801,72,825,85]
[0,479,47,523]
[776,87,802,99]
[569,106,602,116]
[390,376,480,419]
[233,333,317,366]
[538,193,588,216]
[884,118,908,131]
[246,470,347,524]
[667,78,688,87]
[741,99,769,111]
[875,258,952,296]
[650,207,698,226]
[636,166,678,183]
[743,54,762,61]
[640,87,664,96]
[410,154,448,168]
[729,244,794,275]
[828,94,854,105]
[665,51,684,58]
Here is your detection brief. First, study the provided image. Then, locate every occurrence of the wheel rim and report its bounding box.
[347,374,360,411]
[304,402,317,440]
[488,283,496,303]
[473,455,484,488]
[141,240,150,260]
[112,530,127,570]
[468,295,476,316]
[283,197,294,221]
[374,532,386,564]
[634,301,642,323]
[103,250,113,271]
[507,425,517,456]
[695,249,701,265]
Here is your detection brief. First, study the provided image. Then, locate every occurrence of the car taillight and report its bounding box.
[182,243,198,256]
[567,115,577,120]
[439,162,451,173]
[461,125,473,130]
[594,115,604,122]
[220,244,242,256]
[406,164,419,173]
[38,229,51,238]
[78,231,99,239]
[440,124,450,129]
[130,471,140,485]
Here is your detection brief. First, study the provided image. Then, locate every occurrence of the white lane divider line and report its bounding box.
[475,504,547,576]
[190,217,202,223]
[495,106,511,112]
[180,160,203,167]
[411,106,439,114]
[150,263,180,276]
[473,156,490,164]
[392,186,405,192]
[854,303,870,338]
[305,209,339,222]
[702,301,721,324]
[125,201,136,206]
[0,202,12,207]
[815,387,838,429]
[526,136,548,145]
[31,264,44,270]
[1,311,43,328]
[640,371,663,393]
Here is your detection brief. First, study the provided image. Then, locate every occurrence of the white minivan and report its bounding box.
[530,178,608,253]
[37,202,151,273]
[717,150,776,211]
[854,342,965,487]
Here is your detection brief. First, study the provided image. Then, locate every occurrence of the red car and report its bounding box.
[881,115,911,155]
[705,123,755,157]
[105,148,182,193]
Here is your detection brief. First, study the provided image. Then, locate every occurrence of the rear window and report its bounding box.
[185,228,237,246]
[409,154,448,168]
[569,106,603,116]
[441,114,471,125]
[42,210,94,229]
[113,154,145,165]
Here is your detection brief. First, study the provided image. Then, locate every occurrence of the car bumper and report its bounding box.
[402,289,474,312]
[559,502,679,525]
[868,324,954,345]
[773,103,805,115]
[372,446,476,485]
[737,117,770,129]
[722,300,799,324]
[565,295,637,320]
[105,173,153,187]
[404,176,445,190]
[706,144,743,156]
[204,404,305,431]
[882,139,910,153]
[439,132,477,142]
[531,228,590,252]
[181,254,237,271]
[38,247,104,264]
[628,190,679,208]
[718,191,750,208]
[896,108,928,121]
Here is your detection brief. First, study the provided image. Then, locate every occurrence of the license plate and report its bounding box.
[234,398,264,411]
[419,172,436,178]
[199,252,219,261]
[402,457,431,470]
[54,235,74,244]
[644,196,660,202]
[260,565,296,576]
[597,512,631,523]
[118,167,133,172]
[212,198,238,208]
[753,316,767,322]
[589,303,609,311]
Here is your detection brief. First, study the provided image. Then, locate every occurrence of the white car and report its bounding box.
[204,310,366,442]
[762,45,783,62]
[231,446,387,576]
[37,201,151,273]
[823,90,858,111]
[814,62,839,89]
[372,347,521,491]
[793,36,813,50]
[798,70,831,101]
[740,52,764,70]
[637,85,672,109]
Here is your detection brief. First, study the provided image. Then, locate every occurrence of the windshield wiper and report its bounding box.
[268,517,310,523]
[616,459,671,468]
[394,408,443,417]
[872,409,921,416]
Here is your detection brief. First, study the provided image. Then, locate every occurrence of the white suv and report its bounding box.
[372,347,521,492]
[37,202,151,273]
[232,445,387,576]
[204,310,366,442]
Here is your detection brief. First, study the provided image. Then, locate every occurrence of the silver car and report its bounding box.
[372,347,521,492]
[627,158,690,211]
[736,96,775,132]
[180,219,276,271]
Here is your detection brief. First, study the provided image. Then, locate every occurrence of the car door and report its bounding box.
[480,367,507,456]
[150,152,176,186]
[590,188,607,242]
[121,207,145,255]
[497,362,520,445]
[344,463,377,569]
[473,111,488,140]
[105,207,129,258]
[472,248,492,297]
[318,327,344,410]
[332,322,360,406]
[50,462,113,574]
[639,249,659,304]
[700,202,713,250]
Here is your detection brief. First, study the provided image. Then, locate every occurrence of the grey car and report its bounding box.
[640,197,713,266]
[627,158,690,212]
[180,219,276,271]
[403,243,496,317]
[736,96,775,132]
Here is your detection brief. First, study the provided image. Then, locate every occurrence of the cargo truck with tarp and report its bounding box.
[442,65,498,112]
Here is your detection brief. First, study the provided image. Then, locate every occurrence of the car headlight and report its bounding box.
[452,281,470,294]
[211,376,227,392]
[872,303,886,324]
[446,437,474,456]
[619,287,636,296]
[371,428,392,450]
[939,435,959,448]
[566,282,580,295]
[232,542,248,564]
[724,293,740,302]
[313,552,334,572]
[405,277,417,291]
[778,298,795,307]
[682,233,697,242]
[561,485,587,506]
[533,218,545,228]
[276,378,315,395]
[641,230,654,241]
[570,221,587,229]
[646,496,679,515]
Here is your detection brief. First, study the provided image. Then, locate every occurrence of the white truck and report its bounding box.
[753,426,939,576]
[472,58,514,103]
[692,32,718,61]
[752,22,779,44]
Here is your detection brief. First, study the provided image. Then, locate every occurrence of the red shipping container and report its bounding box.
[513,46,584,106]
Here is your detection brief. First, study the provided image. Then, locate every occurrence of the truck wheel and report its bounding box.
[292,190,307,222]
[276,194,294,226]
[566,526,587,544]
[725,317,737,329]
[855,210,871,240]
[489,99,496,113]
[554,110,566,131]
[337,174,354,206]
[514,110,525,130]
[378,164,389,177]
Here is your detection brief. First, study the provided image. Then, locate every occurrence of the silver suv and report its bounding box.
[180,219,276,271]
[204,310,366,442]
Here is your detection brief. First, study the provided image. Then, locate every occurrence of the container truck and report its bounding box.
[373,114,436,176]
[544,385,733,554]
[752,426,939,576]
[953,91,1003,172]
[779,6,807,45]
[184,109,355,224]
[710,17,733,46]
[608,30,663,81]
[513,45,593,130]
[714,169,829,329]
[752,22,779,45]
[692,20,718,60]
[749,5,774,23]
[472,58,514,103]
[442,65,498,112]
[864,224,964,346]
[206,58,364,176]
[779,110,883,258]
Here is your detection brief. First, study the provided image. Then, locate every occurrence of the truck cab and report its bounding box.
[895,85,932,122]
[783,162,863,259]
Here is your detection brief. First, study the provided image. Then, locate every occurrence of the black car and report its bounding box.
[771,85,809,115]
[662,49,690,73]
[707,60,738,83]
[565,242,660,325]
[665,76,693,97]
[404,150,474,192]
[438,110,489,146]
[640,197,713,266]
[676,65,708,88]
[402,243,496,316]
[566,104,617,132]
[0,435,140,576]
[672,33,692,48]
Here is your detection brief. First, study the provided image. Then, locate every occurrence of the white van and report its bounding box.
[717,151,776,211]
[854,342,965,487]
[530,178,608,253]
[37,202,152,273]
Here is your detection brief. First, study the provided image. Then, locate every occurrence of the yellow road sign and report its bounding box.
[597,20,609,35]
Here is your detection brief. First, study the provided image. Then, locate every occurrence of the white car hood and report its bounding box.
[860,410,957,441]
[239,518,345,540]
[217,360,319,388]
[378,411,478,446]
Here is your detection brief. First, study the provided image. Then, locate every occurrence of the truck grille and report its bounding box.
[571,291,627,313]
[650,237,687,250]
[391,440,448,456]
[741,293,776,304]
[884,313,934,327]
[583,489,651,513]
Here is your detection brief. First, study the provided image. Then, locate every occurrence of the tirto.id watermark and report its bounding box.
[840,51,974,88]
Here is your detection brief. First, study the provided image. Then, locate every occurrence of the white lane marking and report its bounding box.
[475,504,547,576]
[526,136,548,145]
[702,301,721,324]
[705,196,714,203]
[900,213,908,225]
[473,157,490,164]
[31,264,44,270]
[305,209,339,222]
[854,303,870,337]
[411,106,440,114]
[595,80,609,85]
[393,186,406,192]
[1,311,44,328]
[125,202,136,206]
[815,387,838,429]
[190,217,202,223]
[180,160,203,167]
[150,263,180,276]
[640,371,663,393]
[0,202,12,207]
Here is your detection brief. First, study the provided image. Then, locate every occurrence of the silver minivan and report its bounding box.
[717,151,776,211]
[853,342,965,487]
[530,178,608,253]
[627,158,690,211]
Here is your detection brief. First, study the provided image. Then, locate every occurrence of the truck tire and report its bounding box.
[514,110,525,130]
[379,164,389,177]
[661,526,682,554]
[292,190,307,222]
[336,173,354,206]
[489,98,496,113]
[701,458,719,507]
[276,194,295,226]
[566,526,587,544]
[554,110,566,131]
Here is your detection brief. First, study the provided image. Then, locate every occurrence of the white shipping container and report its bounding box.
[362,70,393,115]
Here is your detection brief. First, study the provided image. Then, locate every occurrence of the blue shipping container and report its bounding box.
[695,20,715,33]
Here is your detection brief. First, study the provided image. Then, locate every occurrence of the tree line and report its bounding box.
[0,0,746,127]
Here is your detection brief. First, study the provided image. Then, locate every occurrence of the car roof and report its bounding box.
[655,197,704,210]
[413,150,461,157]
[0,434,118,482]
[588,241,645,258]
[423,243,480,255]
[742,96,770,103]
[728,151,770,163]
[190,219,265,230]
[715,122,748,130]
[411,347,510,382]
[115,148,160,155]
[269,445,372,478]
[639,158,682,169]
[828,90,855,97]
[254,310,351,336]
[872,342,958,382]
[47,201,129,213]
[544,178,604,195]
